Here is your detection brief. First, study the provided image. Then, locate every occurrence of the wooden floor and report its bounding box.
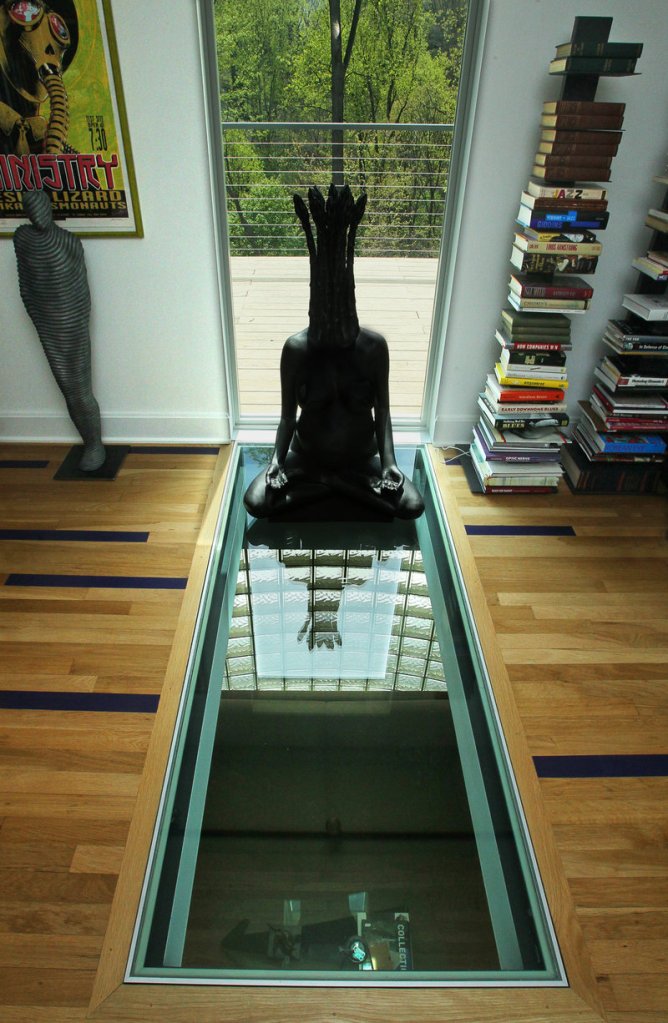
[0,441,666,1022]
[231,256,436,419]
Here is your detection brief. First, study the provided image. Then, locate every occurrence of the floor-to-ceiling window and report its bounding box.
[201,0,485,430]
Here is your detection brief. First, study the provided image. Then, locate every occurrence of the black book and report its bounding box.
[496,336,568,367]
[553,43,642,59]
[562,441,663,494]
[500,309,572,336]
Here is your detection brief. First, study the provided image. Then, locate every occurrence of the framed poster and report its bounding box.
[0,0,142,235]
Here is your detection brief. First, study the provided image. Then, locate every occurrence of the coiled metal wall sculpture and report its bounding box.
[14,188,105,470]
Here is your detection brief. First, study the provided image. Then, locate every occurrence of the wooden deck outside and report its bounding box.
[0,441,667,1022]
[231,255,437,419]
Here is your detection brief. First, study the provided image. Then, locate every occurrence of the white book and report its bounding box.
[622,293,668,322]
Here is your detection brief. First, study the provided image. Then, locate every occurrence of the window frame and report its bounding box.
[195,0,491,437]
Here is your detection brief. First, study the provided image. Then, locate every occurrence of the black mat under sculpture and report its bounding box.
[54,444,129,481]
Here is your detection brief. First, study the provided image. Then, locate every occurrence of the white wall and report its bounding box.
[1,0,667,446]
[0,0,230,444]
[433,0,668,444]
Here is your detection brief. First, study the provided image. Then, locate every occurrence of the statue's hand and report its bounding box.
[266,463,288,489]
[381,465,404,492]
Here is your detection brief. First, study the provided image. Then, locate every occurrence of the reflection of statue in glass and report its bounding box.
[13,188,106,471]
[244,184,424,520]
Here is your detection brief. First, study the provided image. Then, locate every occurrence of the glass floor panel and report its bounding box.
[128,446,566,986]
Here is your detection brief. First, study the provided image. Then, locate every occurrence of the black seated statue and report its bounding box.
[244,184,424,520]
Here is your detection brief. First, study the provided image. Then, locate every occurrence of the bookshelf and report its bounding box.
[465,16,642,495]
[562,172,668,494]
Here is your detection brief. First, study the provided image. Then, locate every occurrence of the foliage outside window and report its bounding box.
[214,0,468,257]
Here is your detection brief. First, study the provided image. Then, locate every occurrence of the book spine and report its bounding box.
[598,440,666,454]
[537,142,619,157]
[478,400,570,430]
[506,341,570,350]
[524,219,606,232]
[484,475,562,487]
[483,451,561,463]
[497,376,564,390]
[542,116,624,131]
[536,154,614,168]
[616,375,668,387]
[532,165,612,182]
[493,418,570,429]
[482,485,559,494]
[610,341,668,352]
[543,98,627,111]
[497,391,566,402]
[555,44,640,59]
[500,350,567,366]
[551,56,637,73]
[513,252,599,273]
[512,282,593,299]
[510,297,589,309]
[527,182,608,199]
[521,200,608,212]
[472,428,560,463]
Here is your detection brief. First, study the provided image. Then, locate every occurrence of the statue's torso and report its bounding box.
[289,330,383,466]
[14,223,90,320]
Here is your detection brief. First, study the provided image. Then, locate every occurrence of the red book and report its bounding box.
[496,388,566,402]
[509,274,594,300]
[534,153,614,169]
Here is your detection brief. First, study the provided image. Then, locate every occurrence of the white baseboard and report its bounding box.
[0,411,232,445]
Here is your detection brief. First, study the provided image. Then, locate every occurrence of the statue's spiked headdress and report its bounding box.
[293,183,367,348]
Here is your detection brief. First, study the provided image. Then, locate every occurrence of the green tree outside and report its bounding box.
[215,0,467,256]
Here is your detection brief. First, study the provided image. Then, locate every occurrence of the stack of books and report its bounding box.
[563,319,668,493]
[631,251,668,282]
[564,168,667,495]
[548,38,642,78]
[515,178,610,305]
[468,19,642,496]
[471,309,569,492]
[534,98,626,184]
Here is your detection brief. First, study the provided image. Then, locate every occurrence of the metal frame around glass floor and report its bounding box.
[126,445,567,987]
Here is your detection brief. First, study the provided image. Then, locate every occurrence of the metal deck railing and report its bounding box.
[221,121,455,258]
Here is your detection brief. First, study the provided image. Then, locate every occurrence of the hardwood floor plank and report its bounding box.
[0,841,74,871]
[0,966,92,1007]
[0,931,102,969]
[70,845,125,876]
[0,748,145,773]
[0,794,137,820]
[0,818,129,846]
[572,882,668,912]
[587,938,668,974]
[528,722,668,755]
[0,1009,86,1022]
[607,975,668,1013]
[0,900,111,935]
[1,769,140,798]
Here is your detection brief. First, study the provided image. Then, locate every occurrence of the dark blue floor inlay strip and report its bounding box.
[0,690,159,713]
[0,460,50,468]
[534,754,668,778]
[0,529,149,543]
[5,573,187,589]
[465,525,575,536]
[131,446,220,455]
